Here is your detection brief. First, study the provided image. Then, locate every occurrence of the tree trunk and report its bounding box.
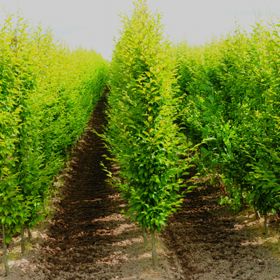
[142,228,148,246]
[2,224,9,276]
[21,227,25,255]
[255,209,261,220]
[264,214,269,236]
[27,227,32,241]
[151,231,158,267]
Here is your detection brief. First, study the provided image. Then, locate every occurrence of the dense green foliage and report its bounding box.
[176,23,280,217]
[1,3,279,272]
[105,0,188,234]
[0,17,108,245]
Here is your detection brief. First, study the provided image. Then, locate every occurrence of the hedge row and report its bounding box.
[0,16,108,260]
[105,0,190,261]
[176,23,280,222]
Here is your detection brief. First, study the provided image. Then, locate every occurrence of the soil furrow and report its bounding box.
[163,186,280,280]
[4,97,182,280]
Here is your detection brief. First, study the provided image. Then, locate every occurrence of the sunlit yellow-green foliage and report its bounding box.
[0,16,108,243]
[106,0,188,233]
[176,22,280,216]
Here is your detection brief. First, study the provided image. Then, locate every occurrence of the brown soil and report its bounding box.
[163,185,280,280]
[1,96,280,280]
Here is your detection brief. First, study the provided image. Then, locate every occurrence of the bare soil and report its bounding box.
[1,96,280,280]
[163,185,280,280]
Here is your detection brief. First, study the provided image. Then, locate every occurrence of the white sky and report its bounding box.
[0,0,279,59]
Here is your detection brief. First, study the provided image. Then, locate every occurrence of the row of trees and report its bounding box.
[105,0,192,263]
[0,17,108,275]
[106,0,279,262]
[2,0,278,271]
[176,23,280,230]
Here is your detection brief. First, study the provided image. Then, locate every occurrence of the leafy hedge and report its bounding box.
[105,0,189,255]
[0,16,108,259]
[176,23,280,219]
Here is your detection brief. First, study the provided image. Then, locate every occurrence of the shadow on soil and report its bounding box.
[163,185,280,280]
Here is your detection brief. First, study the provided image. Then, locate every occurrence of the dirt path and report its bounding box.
[162,185,280,280]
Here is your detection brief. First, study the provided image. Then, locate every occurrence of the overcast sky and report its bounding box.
[0,0,279,59]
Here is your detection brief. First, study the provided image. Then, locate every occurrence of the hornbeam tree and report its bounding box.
[105,0,189,264]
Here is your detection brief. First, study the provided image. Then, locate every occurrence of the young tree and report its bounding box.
[106,0,188,263]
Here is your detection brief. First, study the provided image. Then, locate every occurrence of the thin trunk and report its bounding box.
[240,187,245,209]
[264,214,269,236]
[151,231,158,267]
[21,227,25,255]
[255,209,261,220]
[2,224,9,276]
[142,228,148,246]
[27,227,32,241]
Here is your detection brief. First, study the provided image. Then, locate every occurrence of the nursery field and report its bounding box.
[1,0,280,279]
[2,96,280,280]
